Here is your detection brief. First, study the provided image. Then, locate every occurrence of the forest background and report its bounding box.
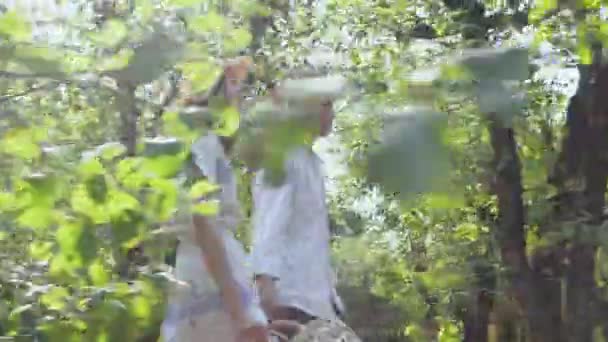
[1,0,608,341]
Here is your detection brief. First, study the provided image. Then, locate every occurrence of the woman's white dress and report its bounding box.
[161,134,267,342]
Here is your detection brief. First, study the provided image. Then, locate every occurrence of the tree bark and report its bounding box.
[463,255,496,342]
[545,42,608,340]
[117,83,138,156]
[487,116,567,341]
[565,53,608,341]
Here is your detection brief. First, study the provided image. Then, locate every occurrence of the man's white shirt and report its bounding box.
[251,146,339,321]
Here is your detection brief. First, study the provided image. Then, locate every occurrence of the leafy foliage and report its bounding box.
[0,0,607,341]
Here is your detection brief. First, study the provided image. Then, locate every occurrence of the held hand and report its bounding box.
[255,275,279,318]
[269,320,305,340]
[236,325,270,342]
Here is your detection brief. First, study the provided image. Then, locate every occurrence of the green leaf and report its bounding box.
[189,12,226,33]
[87,19,128,48]
[91,142,127,161]
[110,209,143,247]
[213,105,240,137]
[148,178,179,222]
[167,0,206,7]
[88,259,110,286]
[143,137,184,157]
[163,111,199,142]
[0,191,16,212]
[62,51,95,73]
[71,185,109,224]
[422,193,465,210]
[49,253,79,278]
[141,155,185,178]
[454,222,481,241]
[78,158,105,177]
[106,190,141,217]
[475,81,525,126]
[85,174,109,204]
[30,241,54,260]
[116,160,149,191]
[112,30,184,84]
[189,180,220,199]
[225,28,253,52]
[129,296,151,319]
[56,222,83,253]
[528,1,556,23]
[133,0,155,21]
[13,46,66,75]
[40,286,70,311]
[23,173,61,206]
[178,107,214,131]
[367,109,450,201]
[1,128,41,160]
[97,49,133,72]
[458,48,529,82]
[17,206,55,230]
[0,11,31,42]
[577,40,593,65]
[192,200,220,216]
[9,304,34,319]
[180,60,219,92]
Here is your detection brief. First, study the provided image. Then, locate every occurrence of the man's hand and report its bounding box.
[269,320,304,340]
[237,325,270,342]
[255,274,279,318]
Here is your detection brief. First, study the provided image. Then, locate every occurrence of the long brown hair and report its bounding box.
[183,57,255,152]
[183,56,254,106]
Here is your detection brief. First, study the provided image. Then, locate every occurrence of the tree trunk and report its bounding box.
[544,41,608,340]
[565,52,608,341]
[463,257,495,342]
[487,117,567,341]
[117,84,138,156]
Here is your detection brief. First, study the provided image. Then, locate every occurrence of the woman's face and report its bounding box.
[223,60,253,104]
[224,76,244,103]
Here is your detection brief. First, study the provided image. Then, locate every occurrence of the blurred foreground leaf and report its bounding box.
[110,30,184,85]
[367,109,450,201]
[457,47,529,82]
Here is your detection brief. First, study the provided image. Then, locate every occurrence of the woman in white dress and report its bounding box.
[161,57,271,342]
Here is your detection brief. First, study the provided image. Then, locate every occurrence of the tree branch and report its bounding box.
[0,82,60,103]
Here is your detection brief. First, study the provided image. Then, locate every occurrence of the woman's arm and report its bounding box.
[188,136,254,330]
[192,213,249,327]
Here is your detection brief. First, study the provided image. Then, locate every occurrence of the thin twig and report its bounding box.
[0,82,60,103]
[0,71,67,80]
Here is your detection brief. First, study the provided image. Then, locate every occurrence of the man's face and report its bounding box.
[319,100,334,137]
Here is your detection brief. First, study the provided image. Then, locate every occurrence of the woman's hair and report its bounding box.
[182,57,255,154]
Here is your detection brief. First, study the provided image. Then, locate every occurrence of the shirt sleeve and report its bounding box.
[190,135,220,184]
[250,159,297,280]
